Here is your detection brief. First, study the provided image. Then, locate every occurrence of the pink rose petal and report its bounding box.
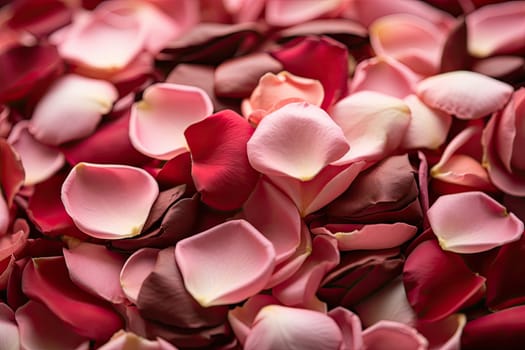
[328,307,363,350]
[428,191,524,253]
[265,0,343,27]
[175,220,276,307]
[0,303,19,350]
[362,321,428,350]
[61,163,159,240]
[129,83,213,160]
[120,248,159,305]
[247,102,349,181]
[417,70,513,120]
[245,305,343,350]
[29,74,118,145]
[63,242,127,304]
[8,121,65,186]
[98,330,179,350]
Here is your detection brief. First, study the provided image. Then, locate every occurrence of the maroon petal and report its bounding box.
[185,110,259,211]
[403,240,486,321]
[21,256,123,341]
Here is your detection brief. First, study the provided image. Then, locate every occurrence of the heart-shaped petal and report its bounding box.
[428,191,524,253]
[61,163,159,240]
[175,219,276,307]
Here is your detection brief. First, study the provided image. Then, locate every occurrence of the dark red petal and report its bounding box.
[403,240,486,321]
[7,0,72,36]
[185,110,259,211]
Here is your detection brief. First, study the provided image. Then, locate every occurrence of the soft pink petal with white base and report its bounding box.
[355,277,417,328]
[331,91,411,164]
[228,295,280,346]
[98,330,179,350]
[61,163,159,240]
[418,314,466,350]
[129,83,213,160]
[55,10,145,74]
[175,220,276,307]
[245,305,343,350]
[120,248,159,304]
[243,178,301,263]
[272,235,339,311]
[350,56,420,99]
[362,320,428,350]
[8,121,64,186]
[265,0,343,27]
[63,242,127,304]
[417,71,513,120]
[314,223,417,251]
[328,307,363,350]
[370,14,446,76]
[428,191,524,253]
[15,301,87,350]
[0,303,19,350]
[29,75,117,145]
[247,102,349,181]
[467,1,525,58]
[402,94,452,150]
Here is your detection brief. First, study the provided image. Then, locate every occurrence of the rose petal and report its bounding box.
[62,162,159,240]
[175,219,276,307]
[120,248,159,304]
[245,305,343,350]
[247,102,349,181]
[0,138,24,207]
[417,313,466,350]
[129,83,212,160]
[0,303,19,350]
[265,0,343,27]
[328,307,363,350]
[417,70,513,119]
[428,191,524,253]
[362,321,428,350]
[185,109,259,211]
[98,330,179,350]
[29,74,117,145]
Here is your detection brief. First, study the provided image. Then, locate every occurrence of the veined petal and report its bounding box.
[129,83,213,160]
[428,191,523,253]
[247,102,349,181]
[417,70,513,120]
[61,163,159,240]
[175,220,276,307]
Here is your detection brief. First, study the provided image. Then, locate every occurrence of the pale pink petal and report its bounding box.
[247,102,349,181]
[432,124,482,173]
[331,91,411,164]
[8,121,64,186]
[54,10,145,74]
[328,307,363,350]
[467,1,525,58]
[29,75,118,145]
[15,301,87,350]
[61,163,159,240]
[175,220,276,307]
[243,178,301,263]
[314,223,417,251]
[355,277,417,328]
[98,330,179,350]
[0,303,19,350]
[417,70,513,120]
[350,56,420,99]
[265,0,343,27]
[245,305,343,350]
[120,248,159,304]
[402,94,452,150]
[228,295,280,346]
[370,14,446,76]
[272,235,339,310]
[362,321,428,350]
[417,314,466,350]
[63,242,127,304]
[428,191,524,253]
[129,83,213,160]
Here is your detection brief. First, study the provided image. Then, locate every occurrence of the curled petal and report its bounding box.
[362,321,428,350]
[61,163,159,240]
[247,102,349,181]
[428,191,523,253]
[416,70,513,120]
[467,1,525,58]
[8,121,65,186]
[331,91,411,164]
[30,75,118,145]
[175,220,276,307]
[328,307,363,350]
[130,83,213,160]
[0,138,24,207]
[120,248,159,304]
[245,305,343,350]
[417,313,466,350]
